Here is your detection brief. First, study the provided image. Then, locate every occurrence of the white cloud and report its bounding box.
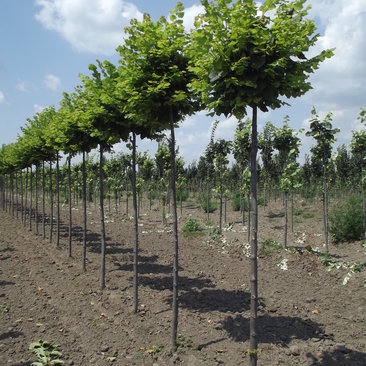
[16,80,38,92]
[306,0,366,110]
[0,91,4,103]
[183,4,204,31]
[35,0,143,54]
[34,104,46,113]
[44,73,61,91]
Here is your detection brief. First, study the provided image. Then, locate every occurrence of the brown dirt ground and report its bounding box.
[0,196,365,366]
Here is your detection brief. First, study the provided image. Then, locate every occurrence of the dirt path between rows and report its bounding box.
[1,200,365,365]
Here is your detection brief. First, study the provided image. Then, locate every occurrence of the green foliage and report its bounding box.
[259,239,282,256]
[200,197,217,213]
[0,304,9,313]
[177,333,193,350]
[189,0,334,118]
[29,340,64,366]
[183,218,204,236]
[302,211,315,219]
[232,192,242,211]
[329,195,363,243]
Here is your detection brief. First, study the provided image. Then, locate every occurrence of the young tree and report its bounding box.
[190,0,333,363]
[306,107,339,253]
[259,121,277,208]
[350,108,366,238]
[118,4,199,350]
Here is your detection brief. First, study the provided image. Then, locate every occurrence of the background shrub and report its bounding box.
[329,195,363,243]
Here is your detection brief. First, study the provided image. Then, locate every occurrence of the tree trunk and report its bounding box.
[82,151,87,271]
[206,170,210,221]
[56,153,60,247]
[219,171,223,235]
[99,144,107,289]
[131,133,139,313]
[291,190,294,233]
[169,107,179,353]
[68,155,72,258]
[35,164,39,234]
[20,171,24,223]
[24,168,28,226]
[323,155,329,253]
[49,161,54,243]
[284,191,288,249]
[29,166,33,231]
[249,106,258,366]
[15,172,19,219]
[10,173,14,217]
[42,161,46,239]
[247,191,251,243]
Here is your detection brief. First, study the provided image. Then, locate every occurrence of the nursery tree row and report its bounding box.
[0,1,347,364]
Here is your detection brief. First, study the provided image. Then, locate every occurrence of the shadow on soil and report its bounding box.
[0,330,23,341]
[0,280,15,286]
[306,349,366,366]
[223,314,325,344]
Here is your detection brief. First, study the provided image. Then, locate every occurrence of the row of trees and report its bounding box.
[0,1,338,363]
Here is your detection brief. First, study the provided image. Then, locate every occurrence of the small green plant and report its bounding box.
[177,333,193,350]
[200,198,217,213]
[329,196,363,242]
[29,340,64,365]
[0,304,10,313]
[145,343,164,359]
[302,211,315,219]
[259,239,282,256]
[294,207,304,216]
[183,218,204,236]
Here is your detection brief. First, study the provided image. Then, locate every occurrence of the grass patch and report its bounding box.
[182,218,205,237]
[302,211,315,219]
[259,239,282,256]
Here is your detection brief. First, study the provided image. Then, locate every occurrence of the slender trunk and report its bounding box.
[35,164,39,234]
[20,171,24,223]
[249,106,258,366]
[247,191,251,243]
[114,190,118,213]
[56,153,60,247]
[284,191,288,249]
[29,166,33,231]
[179,189,183,216]
[15,172,19,219]
[169,108,179,352]
[68,156,72,258]
[224,196,227,224]
[82,152,87,271]
[1,175,4,212]
[126,179,129,215]
[24,168,29,226]
[49,161,54,243]
[132,133,139,313]
[206,170,210,221]
[10,173,14,217]
[42,161,46,239]
[291,190,294,233]
[323,155,329,253]
[99,144,107,289]
[361,158,366,240]
[219,171,223,235]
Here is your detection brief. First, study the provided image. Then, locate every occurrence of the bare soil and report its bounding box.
[0,196,365,365]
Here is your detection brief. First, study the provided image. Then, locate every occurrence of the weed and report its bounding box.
[329,195,363,242]
[302,211,315,219]
[145,343,164,359]
[293,207,304,216]
[182,218,204,237]
[0,304,10,313]
[177,333,193,350]
[200,198,217,213]
[29,340,64,365]
[259,239,282,256]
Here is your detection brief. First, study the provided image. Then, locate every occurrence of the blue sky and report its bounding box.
[1,0,365,165]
